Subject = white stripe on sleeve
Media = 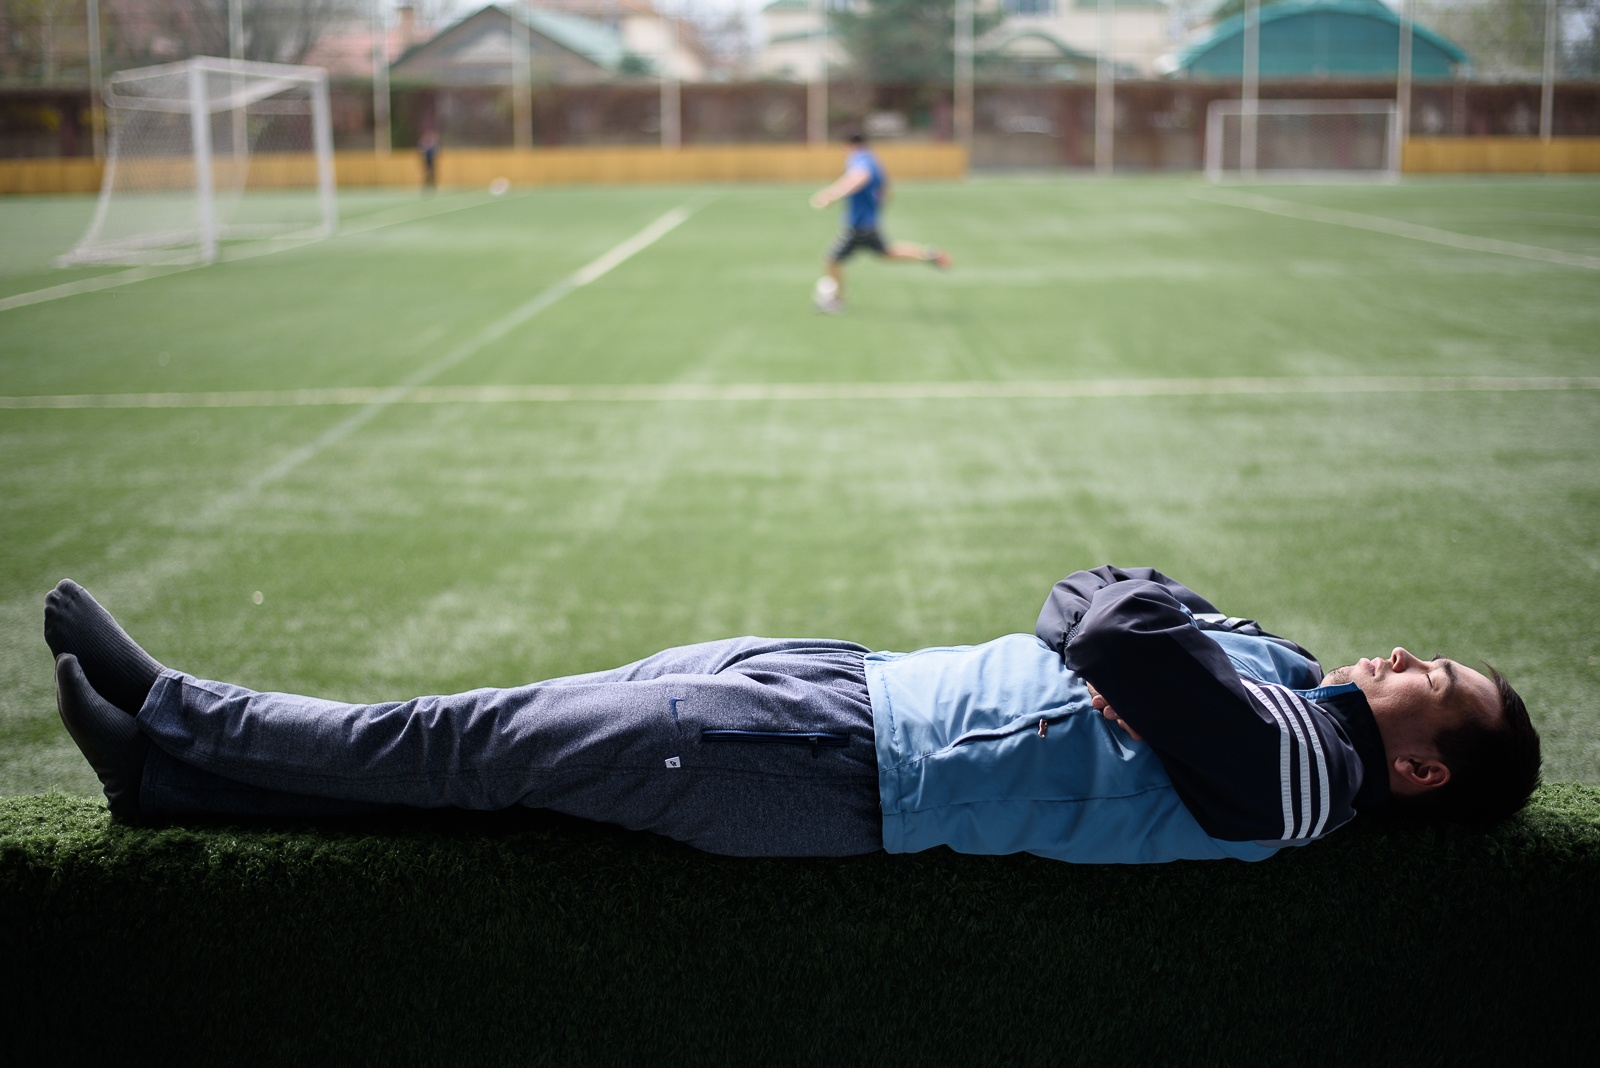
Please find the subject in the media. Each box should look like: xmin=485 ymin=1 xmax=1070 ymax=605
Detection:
xmin=1242 ymin=679 xmax=1296 ymax=840
xmin=1247 ymin=680 xmax=1336 ymax=840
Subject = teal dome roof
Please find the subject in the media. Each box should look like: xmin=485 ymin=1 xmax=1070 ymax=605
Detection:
xmin=1161 ymin=0 xmax=1468 ymax=78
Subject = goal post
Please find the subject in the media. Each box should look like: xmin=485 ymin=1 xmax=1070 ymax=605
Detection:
xmin=1204 ymin=100 xmax=1401 ymax=183
xmin=61 ymin=56 xmax=338 ymax=267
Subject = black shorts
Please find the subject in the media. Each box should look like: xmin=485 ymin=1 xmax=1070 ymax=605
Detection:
xmin=828 ymin=227 xmax=889 ymax=263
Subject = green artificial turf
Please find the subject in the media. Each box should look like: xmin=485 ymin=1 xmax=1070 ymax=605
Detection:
xmin=2 ymin=176 xmax=1597 ymax=806
xmin=4 ymin=787 xmax=1599 ymax=1062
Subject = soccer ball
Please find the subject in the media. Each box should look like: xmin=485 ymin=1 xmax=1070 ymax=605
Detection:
xmin=812 ymin=275 xmax=841 ymax=313
xmin=489 ymin=177 xmax=510 ymax=196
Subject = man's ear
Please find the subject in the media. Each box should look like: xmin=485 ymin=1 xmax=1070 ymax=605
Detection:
xmin=1392 ymin=755 xmax=1451 ymax=793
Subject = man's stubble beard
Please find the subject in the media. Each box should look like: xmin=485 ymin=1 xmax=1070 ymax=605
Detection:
xmin=1320 ymin=664 xmax=1356 ymax=687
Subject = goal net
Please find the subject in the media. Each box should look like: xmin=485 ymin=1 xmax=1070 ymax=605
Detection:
xmin=61 ymin=57 xmax=337 ymax=267
xmin=1204 ymin=100 xmax=1400 ymax=182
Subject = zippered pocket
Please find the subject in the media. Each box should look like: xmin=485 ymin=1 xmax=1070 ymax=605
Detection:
xmin=950 ymin=711 xmax=1074 ymax=747
xmin=701 ymin=729 xmax=850 ymax=758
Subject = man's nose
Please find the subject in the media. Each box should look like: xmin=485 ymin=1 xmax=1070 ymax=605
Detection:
xmin=1390 ymin=647 xmax=1421 ymax=670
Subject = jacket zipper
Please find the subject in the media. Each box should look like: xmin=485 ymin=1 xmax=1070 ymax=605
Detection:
xmin=700 ymin=729 xmax=850 ymax=758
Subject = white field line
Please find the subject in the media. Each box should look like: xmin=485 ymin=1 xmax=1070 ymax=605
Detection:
xmin=197 ymin=202 xmax=697 ymax=506
xmin=6 ymin=376 xmax=1599 ymax=410
xmin=1194 ymin=188 xmax=1600 ymax=271
xmin=0 ymin=200 xmax=701 ymax=622
xmin=0 ymin=191 xmax=512 ymax=314
xmin=0 ymin=264 xmax=196 ymax=313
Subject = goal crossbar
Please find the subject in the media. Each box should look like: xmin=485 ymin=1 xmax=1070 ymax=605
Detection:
xmin=106 ymin=57 xmax=327 ymax=115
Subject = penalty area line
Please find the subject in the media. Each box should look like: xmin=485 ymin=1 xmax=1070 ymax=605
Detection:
xmin=207 ymin=201 xmax=700 ymax=504
xmin=1193 ymin=188 xmax=1600 ymax=271
xmin=0 ymin=191 xmax=518 ymax=314
xmin=7 ymin=376 xmax=1599 ymax=410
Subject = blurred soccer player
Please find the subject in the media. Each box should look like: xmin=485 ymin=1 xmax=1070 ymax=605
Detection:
xmin=809 ymin=132 xmax=951 ymax=314
xmin=419 ymin=130 xmax=439 ymax=193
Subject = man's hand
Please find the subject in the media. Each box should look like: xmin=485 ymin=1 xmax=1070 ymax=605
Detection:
xmin=1085 ymin=681 xmax=1142 ymax=741
xmin=810 ymin=167 xmax=870 ymax=211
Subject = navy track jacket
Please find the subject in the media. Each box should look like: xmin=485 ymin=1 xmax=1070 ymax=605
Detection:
xmin=1036 ymin=566 xmax=1392 ymax=844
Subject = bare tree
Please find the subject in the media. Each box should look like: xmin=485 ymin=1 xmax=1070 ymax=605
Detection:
xmin=1563 ymin=0 xmax=1600 ymax=75
xmin=1417 ymin=0 xmax=1552 ymax=78
xmin=105 ymin=0 xmax=363 ymax=67
xmin=0 ymin=0 xmax=88 ymax=83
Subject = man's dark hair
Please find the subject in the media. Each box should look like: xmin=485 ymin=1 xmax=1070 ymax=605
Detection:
xmin=1392 ymin=665 xmax=1541 ymax=823
xmin=847 ymin=132 xmax=866 ymax=144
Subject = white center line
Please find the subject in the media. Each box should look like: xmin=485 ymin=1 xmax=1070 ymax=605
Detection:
xmin=6 ymin=376 xmax=1597 ymax=410
xmin=1194 ymin=187 xmax=1600 ymax=271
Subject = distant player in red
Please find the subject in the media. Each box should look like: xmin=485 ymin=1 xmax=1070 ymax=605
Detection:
xmin=809 ymin=132 xmax=951 ymax=314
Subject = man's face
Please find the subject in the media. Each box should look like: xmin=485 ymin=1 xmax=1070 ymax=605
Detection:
xmin=1322 ymin=647 xmax=1501 ymax=744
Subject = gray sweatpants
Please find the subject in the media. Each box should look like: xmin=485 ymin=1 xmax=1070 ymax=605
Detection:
xmin=136 ymin=637 xmax=882 ymax=856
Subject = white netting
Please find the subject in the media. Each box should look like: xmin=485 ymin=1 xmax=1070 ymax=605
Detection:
xmin=61 ymin=57 xmax=336 ymax=266
xmin=1205 ymin=100 xmax=1401 ymax=182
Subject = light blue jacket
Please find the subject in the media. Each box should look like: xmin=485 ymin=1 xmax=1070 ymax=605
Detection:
xmin=865 ymin=629 xmax=1323 ymax=865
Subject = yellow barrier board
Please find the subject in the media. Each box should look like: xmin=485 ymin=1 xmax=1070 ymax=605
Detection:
xmin=1404 ymin=137 xmax=1600 ymax=174
xmin=1 ymin=143 xmax=967 ymax=196
xmin=15 ymin=139 xmax=1599 ymax=194
xmin=0 ymin=158 xmax=105 ymax=194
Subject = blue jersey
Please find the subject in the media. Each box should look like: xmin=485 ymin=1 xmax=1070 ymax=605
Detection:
xmin=843 ymin=148 xmax=885 ymax=230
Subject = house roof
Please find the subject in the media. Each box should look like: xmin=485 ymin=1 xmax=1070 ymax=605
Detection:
xmin=391 ymin=3 xmax=627 ymax=74
xmin=1160 ymin=0 xmax=1468 ymax=77
xmin=509 ymin=3 xmax=627 ymax=68
xmin=981 ymin=28 xmax=1096 ymax=64
xmin=766 ymin=29 xmax=834 ymax=47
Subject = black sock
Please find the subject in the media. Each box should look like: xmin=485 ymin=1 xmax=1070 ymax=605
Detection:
xmin=55 ymin=654 xmax=149 ymax=822
xmin=44 ymin=579 xmax=165 ymax=716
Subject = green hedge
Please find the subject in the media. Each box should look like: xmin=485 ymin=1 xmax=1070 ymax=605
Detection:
xmin=5 ymin=786 xmax=1598 ymax=1064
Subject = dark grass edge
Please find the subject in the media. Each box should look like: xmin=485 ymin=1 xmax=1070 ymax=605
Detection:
xmin=4 ymin=784 xmax=1598 ymax=1064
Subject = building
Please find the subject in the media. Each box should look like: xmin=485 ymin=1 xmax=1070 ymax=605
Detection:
xmin=989 ymin=0 xmax=1170 ymax=77
xmin=1157 ymin=0 xmax=1468 ymax=79
xmin=757 ymin=0 xmax=1172 ymax=81
xmin=390 ymin=2 xmax=705 ymax=86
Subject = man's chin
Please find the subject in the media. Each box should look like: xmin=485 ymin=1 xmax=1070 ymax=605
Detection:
xmin=1321 ymin=665 xmax=1357 ymax=687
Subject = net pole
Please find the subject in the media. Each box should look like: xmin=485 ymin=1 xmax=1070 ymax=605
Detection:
xmin=1541 ymin=0 xmax=1557 ymax=143
xmin=808 ymin=0 xmax=827 ymax=145
xmin=1095 ymin=0 xmax=1113 ymax=175
xmin=954 ymin=0 xmax=974 ymax=151
xmin=372 ymin=0 xmax=391 ymax=155
xmin=229 ymin=0 xmax=246 ymax=174
xmin=1397 ymin=0 xmax=1412 ymax=143
xmin=311 ymin=68 xmax=338 ymax=237
xmin=661 ymin=14 xmax=681 ymax=148
xmin=1385 ymin=101 xmax=1401 ymax=177
xmin=1242 ymin=0 xmax=1259 ymax=176
xmin=86 ymin=0 xmax=105 ymax=160
xmin=513 ymin=9 xmax=531 ymax=150
xmin=188 ymin=61 xmax=218 ymax=264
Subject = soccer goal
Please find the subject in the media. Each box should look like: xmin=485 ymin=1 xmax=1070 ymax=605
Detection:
xmin=1204 ymin=100 xmax=1401 ymax=183
xmin=61 ymin=57 xmax=337 ymax=267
